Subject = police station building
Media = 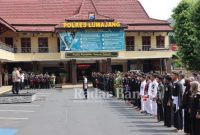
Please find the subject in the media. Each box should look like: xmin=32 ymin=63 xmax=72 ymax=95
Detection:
xmin=0 ymin=0 xmax=173 ymax=84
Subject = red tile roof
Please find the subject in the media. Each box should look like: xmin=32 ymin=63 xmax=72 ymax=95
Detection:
xmin=67 ymin=0 xmax=114 ymax=21
xmin=14 ymin=26 xmax=55 ymax=32
xmin=126 ymin=25 xmax=173 ymax=32
xmin=0 ymin=18 xmax=16 ymax=32
xmin=0 ymin=0 xmax=171 ymax=32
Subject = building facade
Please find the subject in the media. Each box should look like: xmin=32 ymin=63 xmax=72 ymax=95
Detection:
xmin=0 ymin=0 xmax=174 ymax=85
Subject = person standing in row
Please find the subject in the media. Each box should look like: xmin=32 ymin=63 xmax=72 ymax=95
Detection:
xmin=156 ymin=75 xmax=164 ymax=122
xmin=190 ymin=81 xmax=200 ymax=135
xmin=171 ymin=71 xmax=183 ymax=132
xmin=163 ymin=75 xmax=173 ymax=127
xmin=15 ymin=67 xmax=22 ymax=94
xmin=149 ymin=74 xmax=158 ymax=117
xmin=182 ymin=78 xmax=192 ymax=134
xmin=144 ymin=75 xmax=151 ymax=114
xmin=12 ymin=67 xmax=17 ymax=94
xmin=140 ymin=75 xmax=147 ymax=113
xmin=12 ymin=67 xmax=21 ymax=94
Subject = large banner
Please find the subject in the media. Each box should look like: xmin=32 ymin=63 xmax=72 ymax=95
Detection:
xmin=60 ymin=30 xmax=124 ymax=51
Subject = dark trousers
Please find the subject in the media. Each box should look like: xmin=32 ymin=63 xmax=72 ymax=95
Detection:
xmin=12 ymin=82 xmax=16 ymax=94
xmin=14 ymin=82 xmax=20 ymax=94
xmin=184 ymin=109 xmax=191 ymax=134
xmin=20 ymin=82 xmax=24 ymax=90
xmin=84 ymin=89 xmax=87 ymax=99
xmin=173 ymin=105 xmax=183 ymax=130
xmin=136 ymin=92 xmax=141 ymax=108
xmin=191 ymin=113 xmax=200 ymax=135
xmin=157 ymin=103 xmax=164 ymax=121
xmin=164 ymin=105 xmax=173 ymax=127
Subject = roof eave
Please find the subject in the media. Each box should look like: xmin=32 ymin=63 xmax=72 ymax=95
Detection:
xmin=0 ymin=18 xmax=17 ymax=32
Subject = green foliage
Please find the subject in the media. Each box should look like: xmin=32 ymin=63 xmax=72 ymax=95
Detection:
xmin=172 ymin=0 xmax=200 ymax=70
xmin=172 ymin=54 xmax=183 ymax=68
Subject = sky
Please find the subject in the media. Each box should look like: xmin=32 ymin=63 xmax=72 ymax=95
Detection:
xmin=138 ymin=0 xmax=182 ymax=20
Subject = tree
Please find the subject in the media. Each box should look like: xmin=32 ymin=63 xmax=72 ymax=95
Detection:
xmin=172 ymin=0 xmax=200 ymax=70
xmin=191 ymin=0 xmax=200 ymax=69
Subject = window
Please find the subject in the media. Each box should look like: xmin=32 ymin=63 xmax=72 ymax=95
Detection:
xmin=156 ymin=36 xmax=165 ymax=48
xmin=57 ymin=37 xmax=60 ymax=52
xmin=126 ymin=36 xmax=135 ymax=51
xmin=142 ymin=36 xmax=151 ymax=51
xmin=38 ymin=38 xmax=48 ymax=53
xmin=5 ymin=37 xmax=13 ymax=47
xmin=21 ymin=38 xmax=31 ymax=53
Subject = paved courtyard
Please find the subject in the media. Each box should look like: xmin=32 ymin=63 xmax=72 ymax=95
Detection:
xmin=0 ymin=88 xmax=184 ymax=135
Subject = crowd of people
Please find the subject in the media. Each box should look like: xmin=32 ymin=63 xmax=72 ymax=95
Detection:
xmin=91 ymin=71 xmax=200 ymax=135
xmin=11 ymin=67 xmax=56 ymax=94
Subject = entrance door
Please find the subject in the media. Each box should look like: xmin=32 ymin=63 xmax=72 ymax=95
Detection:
xmin=112 ymin=65 xmax=123 ymax=73
xmin=143 ymin=60 xmax=151 ymax=73
xmin=77 ymin=64 xmax=96 ymax=82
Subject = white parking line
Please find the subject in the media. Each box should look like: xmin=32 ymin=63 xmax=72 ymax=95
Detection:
xmin=0 ymin=110 xmax=35 ymax=113
xmin=0 ymin=117 xmax=29 ymax=120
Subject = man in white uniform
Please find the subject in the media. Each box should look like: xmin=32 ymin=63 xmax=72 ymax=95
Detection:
xmin=149 ymin=74 xmax=158 ymax=116
xmin=140 ymin=75 xmax=146 ymax=113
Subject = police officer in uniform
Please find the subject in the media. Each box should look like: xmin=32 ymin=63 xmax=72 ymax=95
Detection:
xmin=163 ymin=75 xmax=173 ymax=127
xmin=156 ymin=75 xmax=164 ymax=122
xmin=171 ymin=71 xmax=183 ymax=131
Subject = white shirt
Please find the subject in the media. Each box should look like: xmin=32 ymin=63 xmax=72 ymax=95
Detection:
xmin=148 ymin=81 xmax=152 ymax=96
xmin=21 ymin=73 xmax=25 ymax=82
xmin=140 ymin=80 xmax=146 ymax=96
xmin=84 ymin=78 xmax=88 ymax=84
xmin=179 ymin=79 xmax=186 ymax=94
xmin=172 ymin=80 xmax=179 ymax=110
xmin=149 ymin=79 xmax=158 ymax=98
xmin=16 ymin=70 xmax=21 ymax=82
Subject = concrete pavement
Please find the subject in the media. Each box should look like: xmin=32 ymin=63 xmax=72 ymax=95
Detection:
xmin=0 ymin=86 xmax=11 ymax=94
xmin=0 ymin=88 xmax=184 ymax=135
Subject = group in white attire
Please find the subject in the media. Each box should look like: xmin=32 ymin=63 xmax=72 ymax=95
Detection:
xmin=140 ymin=74 xmax=158 ymax=116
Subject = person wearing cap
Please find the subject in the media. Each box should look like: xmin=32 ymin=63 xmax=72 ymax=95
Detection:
xmin=156 ymin=75 xmax=164 ymax=122
xmin=171 ymin=71 xmax=183 ymax=131
xmin=163 ymin=75 xmax=173 ymax=127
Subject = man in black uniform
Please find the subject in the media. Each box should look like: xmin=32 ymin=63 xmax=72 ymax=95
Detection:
xmin=129 ymin=74 xmax=136 ymax=105
xmin=136 ymin=74 xmax=141 ymax=109
xmin=156 ymin=75 xmax=164 ymax=122
xmin=163 ymin=75 xmax=173 ymax=127
xmin=171 ymin=71 xmax=183 ymax=131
